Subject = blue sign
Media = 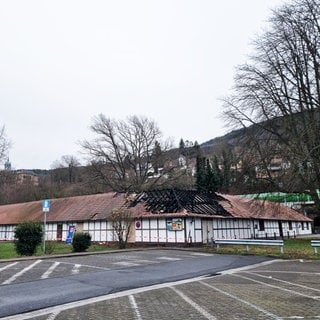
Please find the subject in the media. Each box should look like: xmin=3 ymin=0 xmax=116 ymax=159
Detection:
xmin=42 ymin=199 xmax=51 ymax=212
xmin=66 ymin=225 xmax=76 ymax=244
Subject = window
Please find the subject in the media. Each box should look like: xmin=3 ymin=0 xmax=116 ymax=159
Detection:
xmin=57 ymin=224 xmax=63 ymax=241
xmin=288 ymin=221 xmax=292 ymax=230
xmin=258 ymin=219 xmax=265 ymax=231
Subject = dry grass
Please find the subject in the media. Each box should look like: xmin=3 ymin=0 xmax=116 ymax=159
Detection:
xmin=207 ymin=238 xmax=320 ymax=259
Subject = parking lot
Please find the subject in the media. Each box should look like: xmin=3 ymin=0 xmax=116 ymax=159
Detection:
xmin=1 ymin=250 xmax=320 ymax=320
xmin=0 ymin=250 xmax=214 ymax=285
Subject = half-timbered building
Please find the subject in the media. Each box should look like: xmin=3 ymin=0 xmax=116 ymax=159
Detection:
xmin=0 ymin=190 xmax=312 ymax=244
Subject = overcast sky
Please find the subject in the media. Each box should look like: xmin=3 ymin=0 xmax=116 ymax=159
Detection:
xmin=0 ymin=0 xmax=285 ymax=170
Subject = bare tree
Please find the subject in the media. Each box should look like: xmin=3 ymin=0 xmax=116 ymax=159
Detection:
xmin=0 ymin=126 xmax=10 ymax=164
xmin=109 ymin=207 xmax=135 ymax=249
xmin=222 ymin=0 xmax=320 ymax=206
xmin=81 ymin=114 xmax=171 ymax=192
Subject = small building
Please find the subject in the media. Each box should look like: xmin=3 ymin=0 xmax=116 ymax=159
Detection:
xmin=0 ymin=190 xmax=312 ymax=244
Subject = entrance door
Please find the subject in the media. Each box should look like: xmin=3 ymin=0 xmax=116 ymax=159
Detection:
xmin=57 ymin=224 xmax=62 ymax=241
xmin=314 ymin=217 xmax=320 ymax=233
xmin=278 ymin=221 xmax=283 ymax=238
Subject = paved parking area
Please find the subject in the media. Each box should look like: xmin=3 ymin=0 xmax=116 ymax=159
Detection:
xmin=0 ymin=250 xmax=213 ymax=285
xmin=3 ymin=258 xmax=320 ymax=320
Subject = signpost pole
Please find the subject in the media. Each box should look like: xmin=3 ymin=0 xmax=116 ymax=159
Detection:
xmin=43 ymin=211 xmax=46 ymax=255
xmin=42 ymin=200 xmax=51 ymax=255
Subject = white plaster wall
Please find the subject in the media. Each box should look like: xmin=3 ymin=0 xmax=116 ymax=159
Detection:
xmin=158 ymin=229 xmax=167 ymax=242
xmin=150 ymin=229 xmax=158 ymax=242
xmin=0 ymin=225 xmax=15 ymax=240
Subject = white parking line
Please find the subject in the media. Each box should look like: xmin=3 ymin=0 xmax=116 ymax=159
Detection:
xmin=46 ymin=311 xmax=60 ymax=320
xmin=190 ymin=252 xmax=213 ymax=256
xmin=71 ymin=264 xmax=81 ymax=274
xmin=233 ymin=274 xmax=320 ymax=300
xmin=171 ymin=286 xmax=217 ymax=320
xmin=71 ymin=264 xmax=81 ymax=275
xmin=157 ymin=257 xmax=182 ymax=261
xmin=129 ymin=295 xmax=142 ymax=320
xmin=113 ymin=261 xmax=140 ymax=267
xmin=2 ymin=260 xmax=42 ymax=285
xmin=244 ymin=271 xmax=320 ymax=293
xmin=48 ymin=260 xmax=110 ymax=271
xmin=41 ymin=262 xmax=60 ymax=279
xmin=0 ymin=262 xmax=18 ymax=272
xmin=1 ymin=275 xmax=208 ymax=320
xmin=199 ymin=281 xmax=280 ymax=319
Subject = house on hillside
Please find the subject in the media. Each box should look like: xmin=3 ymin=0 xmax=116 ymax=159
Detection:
xmin=0 ymin=190 xmax=312 ymax=244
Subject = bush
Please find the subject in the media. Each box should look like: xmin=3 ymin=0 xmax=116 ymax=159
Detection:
xmin=72 ymin=232 xmax=92 ymax=252
xmin=14 ymin=222 xmax=43 ymax=256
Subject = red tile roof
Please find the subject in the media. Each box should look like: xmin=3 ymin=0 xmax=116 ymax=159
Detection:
xmin=219 ymin=194 xmax=311 ymax=221
xmin=0 ymin=193 xmax=128 ymax=224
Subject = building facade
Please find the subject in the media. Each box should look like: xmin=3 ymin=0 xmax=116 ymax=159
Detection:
xmin=0 ymin=190 xmax=312 ymax=244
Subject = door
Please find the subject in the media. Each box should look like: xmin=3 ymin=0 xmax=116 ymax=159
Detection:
xmin=56 ymin=224 xmax=62 ymax=241
xmin=278 ymin=221 xmax=283 ymax=239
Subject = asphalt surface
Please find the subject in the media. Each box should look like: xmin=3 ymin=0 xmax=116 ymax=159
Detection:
xmin=1 ymin=249 xmax=320 ymax=319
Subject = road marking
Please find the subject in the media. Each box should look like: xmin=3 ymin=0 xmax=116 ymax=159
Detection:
xmin=71 ymin=264 xmax=81 ymax=274
xmin=0 ymin=260 xmax=284 ymax=320
xmin=46 ymin=311 xmax=60 ymax=320
xmin=243 ymin=271 xmax=320 ymax=293
xmin=1 ymin=275 xmax=209 ymax=320
xmin=0 ymin=262 xmax=18 ymax=272
xmin=171 ymin=286 xmax=217 ymax=320
xmin=41 ymin=262 xmax=60 ymax=279
xmin=113 ymin=261 xmax=140 ymax=267
xmin=220 ymin=259 xmax=281 ymax=275
xmin=233 ymin=274 xmax=320 ymax=300
xmin=157 ymin=257 xmax=182 ymax=261
xmin=2 ymin=260 xmax=42 ymax=285
xmin=199 ymin=281 xmax=280 ymax=319
xmin=47 ymin=260 xmax=110 ymax=271
xmin=251 ymin=270 xmax=320 ymax=276
xmin=129 ymin=295 xmax=142 ymax=320
xmin=190 ymin=252 xmax=213 ymax=256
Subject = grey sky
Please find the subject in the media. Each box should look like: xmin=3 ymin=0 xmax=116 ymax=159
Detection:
xmin=0 ymin=0 xmax=284 ymax=170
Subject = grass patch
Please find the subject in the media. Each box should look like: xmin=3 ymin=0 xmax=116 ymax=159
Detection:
xmin=208 ymin=238 xmax=320 ymax=260
xmin=0 ymin=242 xmax=16 ymax=259
xmin=1 ymin=238 xmax=320 ymax=260
xmin=0 ymin=241 xmax=116 ymax=259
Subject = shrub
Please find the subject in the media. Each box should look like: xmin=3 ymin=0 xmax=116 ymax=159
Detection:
xmin=14 ymin=222 xmax=43 ymax=256
xmin=72 ymin=232 xmax=92 ymax=252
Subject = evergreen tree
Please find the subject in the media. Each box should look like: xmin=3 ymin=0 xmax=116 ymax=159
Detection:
xmin=152 ymin=140 xmax=162 ymax=174
xmin=193 ymin=141 xmax=202 ymax=157
xmin=196 ymin=156 xmax=206 ymax=192
xmin=179 ymin=138 xmax=185 ymax=155
xmin=196 ymin=156 xmax=222 ymax=193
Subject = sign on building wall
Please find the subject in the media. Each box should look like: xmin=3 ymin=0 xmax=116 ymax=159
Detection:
xmin=167 ymin=218 xmax=183 ymax=231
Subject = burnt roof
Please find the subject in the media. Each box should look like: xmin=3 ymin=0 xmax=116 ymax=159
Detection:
xmin=131 ymin=189 xmax=230 ymax=216
xmin=0 ymin=190 xmax=311 ymax=225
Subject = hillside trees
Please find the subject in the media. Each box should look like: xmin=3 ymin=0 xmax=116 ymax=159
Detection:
xmin=222 ymin=0 xmax=320 ymax=206
xmin=51 ymin=155 xmax=81 ymax=184
xmin=81 ymin=114 xmax=172 ymax=192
